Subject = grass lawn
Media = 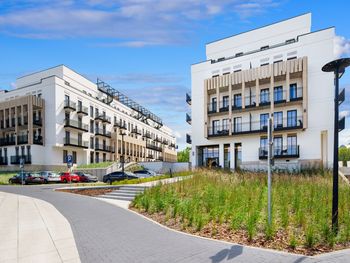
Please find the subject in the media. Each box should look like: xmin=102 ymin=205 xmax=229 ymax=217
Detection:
xmin=132 ymin=169 xmax=350 ymax=255
xmin=0 ymin=172 xmax=17 ymax=185
xmin=76 ymin=162 xmax=114 ymax=169
xmin=112 ymin=171 xmax=192 ymax=185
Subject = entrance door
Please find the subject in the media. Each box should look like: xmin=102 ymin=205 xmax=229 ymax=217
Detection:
xmin=234 ymin=143 xmax=242 ymax=170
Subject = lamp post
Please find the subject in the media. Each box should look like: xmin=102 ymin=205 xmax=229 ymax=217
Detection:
xmin=119 ymin=127 xmax=127 ymax=174
xmin=322 ymin=57 xmax=350 ymax=233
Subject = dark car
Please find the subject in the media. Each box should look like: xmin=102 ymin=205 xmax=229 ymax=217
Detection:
xmin=74 ymin=172 xmax=98 ymax=183
xmin=103 ymin=171 xmax=138 ymax=184
xmin=133 ymin=170 xmax=157 ymax=178
xmin=25 ymin=173 xmax=45 ymax=184
xmin=8 ymin=173 xmax=28 ymax=184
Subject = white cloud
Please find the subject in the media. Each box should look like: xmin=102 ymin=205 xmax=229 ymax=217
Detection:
xmin=340 ymin=129 xmax=350 ymax=146
xmin=340 ymin=110 xmax=350 ymax=119
xmin=334 ymin=35 xmax=350 ymax=58
xmin=0 ymin=0 xmax=281 ymax=46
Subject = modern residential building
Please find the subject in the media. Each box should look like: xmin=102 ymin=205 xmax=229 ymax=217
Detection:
xmin=189 ymin=13 xmax=336 ymax=170
xmin=0 ymin=65 xmax=177 ymax=170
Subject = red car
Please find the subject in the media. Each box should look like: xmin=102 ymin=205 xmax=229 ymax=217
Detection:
xmin=59 ymin=172 xmax=80 ymax=183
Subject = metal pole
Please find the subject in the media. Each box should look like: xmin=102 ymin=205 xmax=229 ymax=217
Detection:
xmin=121 ymin=133 xmax=125 ymax=174
xmin=332 ymin=67 xmax=339 ymax=233
xmin=267 ymin=117 xmax=272 ymax=226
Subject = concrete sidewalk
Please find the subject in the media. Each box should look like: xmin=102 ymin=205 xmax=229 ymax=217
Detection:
xmin=0 ymin=191 xmax=80 ymax=263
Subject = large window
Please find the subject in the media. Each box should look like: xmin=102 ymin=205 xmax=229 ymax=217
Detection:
xmin=260 ymin=137 xmax=268 ymax=156
xmin=198 ymin=146 xmax=219 ymax=167
xmin=233 ymin=117 xmax=242 ymax=133
xmin=290 ymin=83 xmax=298 ymax=100
xmin=222 ymin=119 xmax=229 ymax=131
xmin=287 ymin=110 xmax=297 ymax=127
xmin=260 ymin=89 xmax=270 ymax=104
xmin=222 ymin=96 xmax=229 ymax=108
xmin=233 ymin=94 xmax=242 ymax=108
xmin=211 ymin=97 xmax=217 ymax=112
xmin=90 ymin=106 xmax=94 ymax=117
xmin=274 ymin=86 xmax=283 ymax=102
xmin=274 ymin=136 xmax=283 ymax=156
xmin=212 ymin=120 xmax=219 ymax=135
xmin=260 ymin=113 xmax=269 ymax=130
xmin=274 ymin=112 xmax=283 ymax=128
xmin=287 ymin=135 xmax=297 ymax=155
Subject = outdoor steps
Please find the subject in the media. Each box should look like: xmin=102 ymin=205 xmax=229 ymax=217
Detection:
xmin=99 ymin=185 xmax=149 ymax=201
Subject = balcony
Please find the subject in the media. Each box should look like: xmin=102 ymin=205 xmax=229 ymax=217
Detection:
xmin=95 ymin=144 xmax=115 ymax=153
xmin=186 ymin=93 xmax=192 ymax=105
xmin=156 ymin=156 xmax=164 ymax=161
xmin=208 ymin=125 xmax=230 ymax=137
xmin=289 ymin=87 xmax=303 ymax=102
xmin=219 ymin=100 xmax=229 ymax=112
xmin=0 ymin=137 xmax=16 ymax=146
xmin=10 ymin=155 xmax=32 ymax=165
xmin=146 ymin=142 xmax=163 ymax=152
xmin=232 ymin=121 xmax=267 ymax=135
xmin=274 ymin=116 xmax=303 ymax=131
xmin=114 ymin=121 xmax=127 ymax=130
xmin=33 ymin=117 xmax=43 ymax=126
xmin=77 ymin=105 xmax=89 ymax=115
xmin=95 ymin=128 xmax=111 ymax=138
xmin=186 ymin=134 xmax=192 ymax=144
xmin=147 ymin=154 xmax=154 ymax=159
xmin=95 ymin=114 xmax=111 ymax=123
xmin=0 ymin=156 xmax=8 ymax=165
xmin=143 ymin=132 xmax=152 ymax=139
xmin=186 ymin=113 xmax=192 ymax=125
xmin=64 ymin=137 xmax=88 ymax=149
xmin=259 ymin=145 xmax=300 ymax=159
xmin=64 ymin=119 xmax=88 ymax=132
xmin=64 ymin=100 xmax=76 ymax=111
xmin=17 ymin=135 xmax=28 ymax=145
xmin=131 ymin=128 xmax=142 ymax=135
xmin=154 ymin=136 xmax=162 ymax=143
xmin=18 ymin=116 xmax=29 ymax=127
xmin=33 ymin=135 xmax=44 ymax=145
xmin=207 ymin=103 xmax=217 ymax=114
xmin=162 ymin=139 xmax=169 ymax=145
xmin=170 ymin=143 xmax=176 ymax=148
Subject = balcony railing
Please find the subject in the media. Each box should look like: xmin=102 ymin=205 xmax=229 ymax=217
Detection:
xmin=64 ymin=100 xmax=77 ymax=111
xmin=146 ymin=142 xmax=163 ymax=152
xmin=208 ymin=125 xmax=230 ymax=137
xmin=131 ymin=128 xmax=142 ymax=135
xmin=33 ymin=118 xmax=43 ymax=126
xmin=95 ymin=128 xmax=111 ymax=138
xmin=219 ymin=100 xmax=230 ymax=112
xmin=10 ymin=155 xmax=32 ymax=165
xmin=154 ymin=136 xmax=162 ymax=143
xmin=95 ymin=114 xmax=111 ymax=123
xmin=64 ymin=137 xmax=88 ymax=148
xmin=207 ymin=103 xmax=217 ymax=114
xmin=17 ymin=116 xmax=29 ymax=127
xmin=290 ymin=87 xmax=303 ymax=101
xmin=162 ymin=139 xmax=169 ymax=145
xmin=274 ymin=116 xmax=303 ymax=131
xmin=170 ymin=143 xmax=176 ymax=148
xmin=17 ymin=135 xmax=28 ymax=145
xmin=186 ymin=93 xmax=192 ymax=105
xmin=147 ymin=154 xmax=154 ymax=159
xmin=64 ymin=119 xmax=88 ymax=132
xmin=0 ymin=137 xmax=16 ymax=146
xmin=33 ymin=135 xmax=43 ymax=145
xmin=259 ymin=145 xmax=300 ymax=159
xmin=114 ymin=121 xmax=127 ymax=129
xmin=0 ymin=156 xmax=8 ymax=165
xmin=186 ymin=134 xmax=192 ymax=144
xmin=186 ymin=113 xmax=192 ymax=125
xmin=95 ymin=144 xmax=115 ymax=152
xmin=77 ymin=105 xmax=89 ymax=115
xmin=143 ymin=132 xmax=152 ymax=139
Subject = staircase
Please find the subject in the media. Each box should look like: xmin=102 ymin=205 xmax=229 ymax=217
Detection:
xmin=99 ymin=185 xmax=148 ymax=201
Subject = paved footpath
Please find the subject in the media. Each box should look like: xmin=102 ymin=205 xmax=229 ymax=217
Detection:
xmin=0 ymin=191 xmax=80 ymax=263
xmin=0 ymin=185 xmax=349 ymax=263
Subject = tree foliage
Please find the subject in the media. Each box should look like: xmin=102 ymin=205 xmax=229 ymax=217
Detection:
xmin=339 ymin=146 xmax=350 ymax=165
xmin=177 ymin=147 xmax=191 ymax=162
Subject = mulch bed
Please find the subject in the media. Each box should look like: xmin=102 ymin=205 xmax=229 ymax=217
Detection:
xmin=57 ymin=188 xmax=114 ymax=196
xmin=131 ymin=208 xmax=350 ymax=256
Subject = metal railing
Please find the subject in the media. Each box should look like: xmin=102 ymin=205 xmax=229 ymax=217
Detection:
xmin=64 ymin=137 xmax=88 ymax=148
xmin=95 ymin=128 xmax=111 ymax=137
xmin=208 ymin=125 xmax=230 ymax=137
xmin=64 ymin=119 xmax=88 ymax=131
xmin=95 ymin=114 xmax=111 ymax=123
xmin=259 ymin=145 xmax=299 ymax=159
xmin=77 ymin=105 xmax=89 ymax=115
xmin=146 ymin=142 xmax=163 ymax=152
xmin=64 ymin=100 xmax=77 ymax=110
xmin=95 ymin=144 xmax=115 ymax=152
xmin=274 ymin=116 xmax=303 ymax=131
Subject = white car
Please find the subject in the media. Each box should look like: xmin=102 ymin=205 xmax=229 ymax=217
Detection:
xmin=133 ymin=170 xmax=157 ymax=178
xmin=40 ymin=171 xmax=61 ymax=183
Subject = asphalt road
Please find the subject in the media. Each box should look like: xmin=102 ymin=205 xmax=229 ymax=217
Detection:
xmin=0 ymin=185 xmax=347 ymax=263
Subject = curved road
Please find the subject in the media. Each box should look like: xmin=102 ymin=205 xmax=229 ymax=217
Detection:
xmin=0 ymin=185 xmax=345 ymax=263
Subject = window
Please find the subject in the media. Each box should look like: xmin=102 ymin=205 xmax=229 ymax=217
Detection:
xmin=222 ymin=119 xmax=229 ymax=131
xmin=274 ymin=137 xmax=283 ymax=156
xmin=65 ymin=131 xmax=70 ymax=144
xmin=90 ymin=120 xmax=94 ymax=133
xmin=211 ymin=97 xmax=217 ymax=112
xmin=90 ymin=106 xmax=94 ymax=117
xmin=287 ymin=110 xmax=297 ymax=127
xmin=78 ymin=133 xmax=82 ymax=146
xmin=233 ymin=117 xmax=242 ymax=133
xmin=90 ymin=137 xmax=94 ymax=149
xmin=90 ymin=152 xmax=94 ymax=164
xmin=103 ymin=153 xmax=106 ymax=162
xmin=274 ymin=86 xmax=283 ymax=102
xmin=233 ymin=94 xmax=242 ymax=108
xmin=78 ymin=100 xmax=82 ymax=111
xmin=65 ymin=112 xmax=70 ymax=121
xmin=64 ymin=95 xmax=69 ymax=103
xmin=222 ymin=96 xmax=229 ymax=108
xmin=78 ymin=116 xmax=82 ymax=128
xmin=290 ymin=83 xmax=298 ymax=100
xmin=287 ymin=135 xmax=297 ymax=155
xmin=72 ymin=151 xmax=77 ymax=164
xmin=260 ymin=89 xmax=269 ymax=104
xmin=63 ymin=150 xmax=68 ymax=163
xmin=212 ymin=120 xmax=219 ymax=135
xmin=260 ymin=137 xmax=268 ymax=155
xmin=260 ymin=113 xmax=269 ymax=130
xmin=95 ymin=108 xmax=99 ymax=117
xmin=274 ymin=112 xmax=283 ymax=128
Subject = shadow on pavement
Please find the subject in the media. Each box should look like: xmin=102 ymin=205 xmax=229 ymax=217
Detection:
xmin=210 ymin=245 xmax=243 ymax=262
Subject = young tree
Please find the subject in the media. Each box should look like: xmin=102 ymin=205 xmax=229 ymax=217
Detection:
xmin=177 ymin=147 xmax=191 ymax=162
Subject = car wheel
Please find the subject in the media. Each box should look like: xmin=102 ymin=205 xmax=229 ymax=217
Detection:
xmin=106 ymin=179 xmax=111 ymax=184
xmin=44 ymin=179 xmax=48 ymax=184
xmin=8 ymin=179 xmax=12 ymax=184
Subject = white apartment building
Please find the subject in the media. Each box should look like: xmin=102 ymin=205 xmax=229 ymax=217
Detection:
xmin=0 ymin=65 xmax=177 ymax=171
xmin=189 ymin=13 xmax=335 ymax=170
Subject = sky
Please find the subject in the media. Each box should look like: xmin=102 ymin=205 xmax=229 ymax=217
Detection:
xmin=0 ymin=0 xmax=350 ymax=150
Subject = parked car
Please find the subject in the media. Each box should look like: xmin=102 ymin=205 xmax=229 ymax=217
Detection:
xmin=59 ymin=172 xmax=80 ymax=183
xmin=40 ymin=171 xmax=61 ymax=183
xmin=74 ymin=172 xmax=98 ymax=182
xmin=133 ymin=169 xmax=157 ymax=178
xmin=8 ymin=173 xmax=28 ymax=184
xmin=25 ymin=173 xmax=45 ymax=184
xmin=103 ymin=171 xmax=138 ymax=184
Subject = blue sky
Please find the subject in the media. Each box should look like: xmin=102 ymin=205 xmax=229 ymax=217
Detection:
xmin=0 ymin=0 xmax=350 ymax=150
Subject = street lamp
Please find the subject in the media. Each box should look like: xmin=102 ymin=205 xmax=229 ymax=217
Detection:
xmin=119 ymin=127 xmax=127 ymax=175
xmin=322 ymin=57 xmax=350 ymax=233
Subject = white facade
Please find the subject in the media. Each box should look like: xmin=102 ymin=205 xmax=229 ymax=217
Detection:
xmin=190 ymin=13 xmax=335 ymax=170
xmin=0 ymin=65 xmax=177 ymax=170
